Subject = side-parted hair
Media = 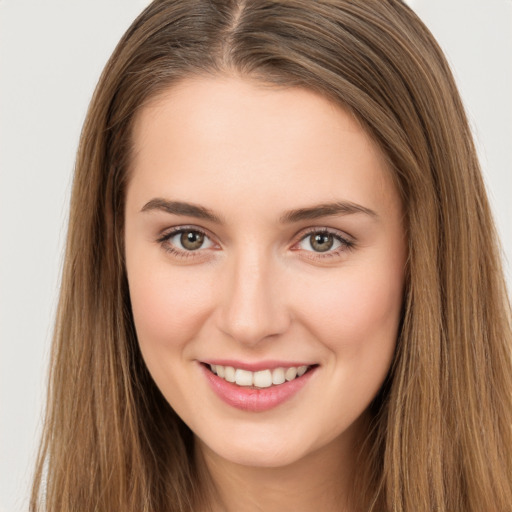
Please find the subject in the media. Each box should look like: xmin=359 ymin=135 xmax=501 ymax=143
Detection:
xmin=31 ymin=1 xmax=512 ymax=510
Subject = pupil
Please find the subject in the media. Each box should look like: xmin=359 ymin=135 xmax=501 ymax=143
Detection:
xmin=311 ymin=233 xmax=333 ymax=252
xmin=181 ymin=231 xmax=204 ymax=250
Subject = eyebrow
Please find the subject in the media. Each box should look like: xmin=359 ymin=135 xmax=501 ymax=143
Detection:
xmin=141 ymin=198 xmax=223 ymax=223
xmin=279 ymin=201 xmax=378 ymax=223
xmin=141 ymin=198 xmax=378 ymax=224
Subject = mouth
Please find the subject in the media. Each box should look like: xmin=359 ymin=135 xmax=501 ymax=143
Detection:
xmin=205 ymin=363 xmax=313 ymax=389
xmin=200 ymin=362 xmax=318 ymax=412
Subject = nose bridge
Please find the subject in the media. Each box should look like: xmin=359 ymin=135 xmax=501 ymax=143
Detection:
xmin=217 ymin=243 xmax=289 ymax=346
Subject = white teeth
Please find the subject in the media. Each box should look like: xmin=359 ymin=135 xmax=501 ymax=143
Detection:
xmin=285 ymin=367 xmax=297 ymax=381
xmin=254 ymin=369 xmax=272 ymax=388
xmin=224 ymin=366 xmax=236 ymax=383
xmin=272 ymin=367 xmax=285 ymax=385
xmin=235 ymin=369 xmax=253 ymax=386
xmin=208 ymin=364 xmax=311 ymax=387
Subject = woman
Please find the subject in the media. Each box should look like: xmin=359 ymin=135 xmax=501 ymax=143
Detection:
xmin=31 ymin=1 xmax=512 ymax=511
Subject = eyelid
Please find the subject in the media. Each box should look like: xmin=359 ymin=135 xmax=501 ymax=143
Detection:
xmin=291 ymin=226 xmax=356 ymax=256
xmin=294 ymin=226 xmax=354 ymax=243
xmin=157 ymin=225 xmax=210 ymax=242
xmin=156 ymin=225 xmax=220 ymax=255
xmin=156 ymin=224 xmax=355 ymax=260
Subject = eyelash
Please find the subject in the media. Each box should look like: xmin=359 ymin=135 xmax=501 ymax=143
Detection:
xmin=295 ymin=228 xmax=355 ymax=259
xmin=156 ymin=226 xmax=214 ymax=259
xmin=156 ymin=226 xmax=355 ymax=260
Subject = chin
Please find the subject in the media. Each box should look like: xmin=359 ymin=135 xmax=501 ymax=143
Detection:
xmin=196 ymin=423 xmax=328 ymax=470
xmin=212 ymin=444 xmax=307 ymax=469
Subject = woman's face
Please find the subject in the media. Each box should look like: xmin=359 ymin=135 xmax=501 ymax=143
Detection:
xmin=124 ymin=76 xmax=406 ymax=468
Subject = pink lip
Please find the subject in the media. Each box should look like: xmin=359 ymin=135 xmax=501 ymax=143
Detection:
xmin=200 ymin=363 xmax=317 ymax=412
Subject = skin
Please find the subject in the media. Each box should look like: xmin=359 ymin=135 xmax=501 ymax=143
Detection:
xmin=124 ymin=75 xmax=407 ymax=512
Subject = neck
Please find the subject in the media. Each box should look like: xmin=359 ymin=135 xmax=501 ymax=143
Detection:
xmin=194 ymin=414 xmax=370 ymax=512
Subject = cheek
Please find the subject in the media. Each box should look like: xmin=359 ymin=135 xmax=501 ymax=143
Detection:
xmin=128 ymin=264 xmax=215 ymax=355
xmin=295 ymin=263 xmax=404 ymax=358
xmin=299 ymin=265 xmax=404 ymax=426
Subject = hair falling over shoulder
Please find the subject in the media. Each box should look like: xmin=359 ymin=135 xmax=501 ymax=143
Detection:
xmin=31 ymin=1 xmax=512 ymax=511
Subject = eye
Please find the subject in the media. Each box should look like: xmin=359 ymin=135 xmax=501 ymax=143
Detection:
xmin=158 ymin=227 xmax=215 ymax=254
xmin=172 ymin=229 xmax=212 ymax=251
xmin=296 ymin=229 xmax=353 ymax=255
xmin=301 ymin=232 xmax=337 ymax=252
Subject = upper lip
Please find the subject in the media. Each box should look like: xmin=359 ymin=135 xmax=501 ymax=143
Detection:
xmin=200 ymin=359 xmax=316 ymax=372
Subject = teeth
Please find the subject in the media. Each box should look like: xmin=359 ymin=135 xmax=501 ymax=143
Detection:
xmin=224 ymin=366 xmax=236 ymax=383
xmin=254 ymin=370 xmax=272 ymax=388
xmin=208 ymin=364 xmax=311 ymax=388
xmin=285 ymin=367 xmax=297 ymax=381
xmin=235 ymin=369 xmax=253 ymax=386
xmin=272 ymin=367 xmax=285 ymax=385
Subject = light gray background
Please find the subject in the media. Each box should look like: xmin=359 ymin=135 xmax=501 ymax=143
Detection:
xmin=1 ymin=1 xmax=510 ymax=511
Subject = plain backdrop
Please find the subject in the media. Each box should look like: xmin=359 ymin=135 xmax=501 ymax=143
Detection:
xmin=1 ymin=1 xmax=510 ymax=511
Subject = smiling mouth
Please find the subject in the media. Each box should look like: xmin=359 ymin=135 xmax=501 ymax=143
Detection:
xmin=201 ymin=362 xmax=318 ymax=411
xmin=205 ymin=363 xmax=315 ymax=389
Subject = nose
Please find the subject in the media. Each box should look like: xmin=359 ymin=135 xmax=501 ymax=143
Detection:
xmin=215 ymin=248 xmax=291 ymax=347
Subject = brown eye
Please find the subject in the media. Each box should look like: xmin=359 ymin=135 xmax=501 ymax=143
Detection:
xmin=180 ymin=230 xmax=205 ymax=250
xmin=309 ymin=233 xmax=334 ymax=252
xmin=296 ymin=230 xmax=351 ymax=256
xmin=159 ymin=227 xmax=215 ymax=257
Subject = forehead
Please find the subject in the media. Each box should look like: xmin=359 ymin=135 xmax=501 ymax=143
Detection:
xmin=128 ymin=75 xmax=400 ymax=220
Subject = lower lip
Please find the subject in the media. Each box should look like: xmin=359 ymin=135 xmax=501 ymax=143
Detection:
xmin=200 ymin=364 xmax=317 ymax=412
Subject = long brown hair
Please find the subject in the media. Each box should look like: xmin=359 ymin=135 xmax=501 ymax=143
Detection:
xmin=31 ymin=1 xmax=512 ymax=510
